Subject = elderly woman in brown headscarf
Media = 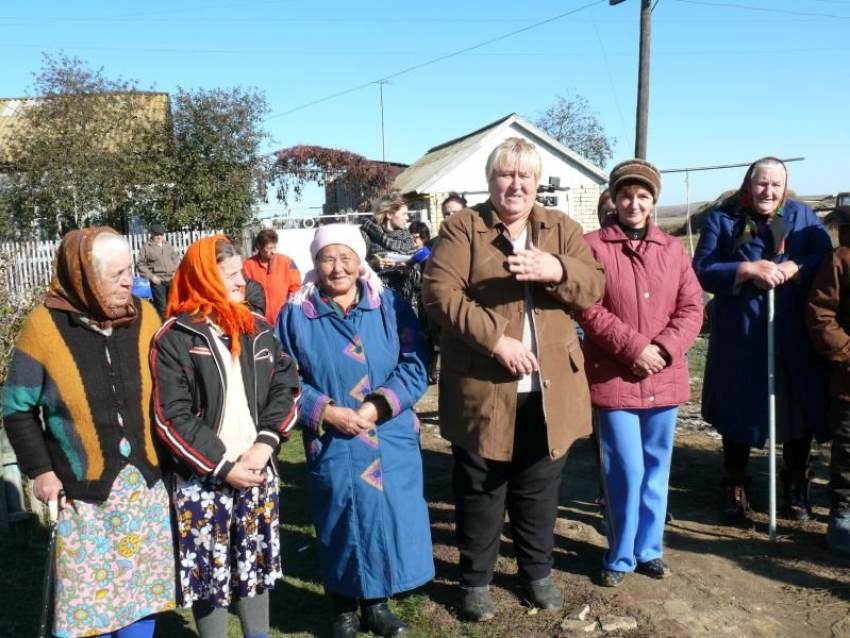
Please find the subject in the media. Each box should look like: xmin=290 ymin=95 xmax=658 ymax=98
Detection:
xmin=1 ymin=228 xmax=175 ymax=638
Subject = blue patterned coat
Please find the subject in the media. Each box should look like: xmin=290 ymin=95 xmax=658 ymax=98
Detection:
xmin=276 ymin=283 xmax=433 ymax=598
xmin=693 ymin=199 xmax=832 ymax=447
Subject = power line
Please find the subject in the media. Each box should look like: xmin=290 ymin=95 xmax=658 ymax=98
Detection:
xmin=675 ymin=0 xmax=850 ymax=19
xmin=588 ymin=2 xmax=632 ymax=152
xmin=265 ymin=0 xmax=607 ymax=120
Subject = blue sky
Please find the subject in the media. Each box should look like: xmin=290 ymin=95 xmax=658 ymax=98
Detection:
xmin=1 ymin=0 xmax=848 ymax=210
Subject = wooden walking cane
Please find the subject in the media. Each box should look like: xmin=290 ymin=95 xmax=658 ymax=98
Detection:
xmin=37 ymin=494 xmax=61 ymax=638
xmin=767 ymin=289 xmax=777 ymax=542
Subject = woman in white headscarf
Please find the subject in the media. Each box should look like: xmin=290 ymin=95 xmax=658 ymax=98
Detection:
xmin=276 ymin=224 xmax=433 ymax=638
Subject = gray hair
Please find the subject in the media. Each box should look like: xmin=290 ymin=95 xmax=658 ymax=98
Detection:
xmin=749 ymin=157 xmax=786 ymax=182
xmin=485 ymin=137 xmax=542 ymax=183
xmin=91 ymin=233 xmax=131 ymax=276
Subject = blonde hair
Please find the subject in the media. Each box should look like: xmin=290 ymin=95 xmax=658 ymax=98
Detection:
xmin=485 ymin=137 xmax=542 ymax=183
xmin=373 ymin=192 xmax=407 ymax=227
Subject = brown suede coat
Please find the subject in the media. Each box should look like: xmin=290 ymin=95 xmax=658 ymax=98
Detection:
xmin=807 ymin=247 xmax=850 ymax=401
xmin=422 ymin=201 xmax=605 ymax=461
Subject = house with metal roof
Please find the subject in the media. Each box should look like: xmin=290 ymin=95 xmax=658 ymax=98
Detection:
xmin=393 ymin=112 xmax=609 ymax=232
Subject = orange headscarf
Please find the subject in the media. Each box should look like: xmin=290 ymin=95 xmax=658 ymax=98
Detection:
xmin=44 ymin=227 xmax=137 ymax=329
xmin=167 ymin=235 xmax=256 ymax=357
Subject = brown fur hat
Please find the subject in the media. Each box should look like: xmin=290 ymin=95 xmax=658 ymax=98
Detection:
xmin=609 ymin=158 xmax=662 ymax=201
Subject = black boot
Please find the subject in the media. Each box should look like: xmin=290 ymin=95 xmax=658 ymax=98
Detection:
xmin=721 ymin=476 xmax=751 ymax=520
xmin=361 ymin=600 xmax=408 ymax=637
xmin=330 ymin=593 xmax=359 ymax=638
xmin=782 ymin=467 xmax=814 ymax=521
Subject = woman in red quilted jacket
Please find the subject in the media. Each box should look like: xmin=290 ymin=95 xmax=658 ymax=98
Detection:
xmin=576 ymin=159 xmax=703 ymax=588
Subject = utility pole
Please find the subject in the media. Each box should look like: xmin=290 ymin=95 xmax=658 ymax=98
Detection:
xmin=610 ymin=0 xmax=652 ymax=159
xmin=377 ymin=80 xmax=390 ymax=164
xmin=635 ymin=0 xmax=652 ymax=159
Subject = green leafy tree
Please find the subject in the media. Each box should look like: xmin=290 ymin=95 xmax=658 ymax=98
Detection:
xmin=533 ymin=90 xmax=616 ymax=168
xmin=0 ymin=53 xmax=171 ymax=238
xmin=169 ymin=86 xmax=272 ymax=234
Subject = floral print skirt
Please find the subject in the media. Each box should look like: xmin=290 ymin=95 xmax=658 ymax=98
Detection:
xmin=52 ymin=465 xmax=176 ymax=638
xmin=171 ymin=466 xmax=282 ymax=608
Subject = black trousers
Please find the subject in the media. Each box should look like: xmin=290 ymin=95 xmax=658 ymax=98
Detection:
xmin=150 ymin=281 xmax=171 ymax=320
xmin=829 ymin=399 xmax=850 ymax=510
xmin=452 ymin=392 xmax=567 ymax=587
xmin=722 ymin=436 xmax=812 ymax=483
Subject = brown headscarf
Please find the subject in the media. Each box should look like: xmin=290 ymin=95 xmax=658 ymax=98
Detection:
xmin=44 ymin=227 xmax=137 ymax=329
xmin=167 ymin=234 xmax=256 ymax=358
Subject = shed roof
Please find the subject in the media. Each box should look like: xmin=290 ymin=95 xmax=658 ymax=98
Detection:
xmin=0 ymin=92 xmax=171 ymax=165
xmin=394 ymin=112 xmax=608 ymax=194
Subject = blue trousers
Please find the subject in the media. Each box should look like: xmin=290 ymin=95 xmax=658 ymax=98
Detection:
xmin=598 ymin=407 xmax=677 ymax=572
xmin=85 ymin=617 xmax=155 ymax=638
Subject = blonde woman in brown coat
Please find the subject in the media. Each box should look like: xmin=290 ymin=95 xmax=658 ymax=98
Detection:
xmin=422 ymin=137 xmax=604 ymax=622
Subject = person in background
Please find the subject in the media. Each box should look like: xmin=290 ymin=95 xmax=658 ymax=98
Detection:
xmin=408 ymin=220 xmax=439 ymax=383
xmin=576 ymin=159 xmax=703 ymax=587
xmin=597 ymin=189 xmax=615 ymax=227
xmin=693 ymin=157 xmax=832 ymax=521
xmin=807 ymin=205 xmax=850 ymax=555
xmin=277 ymin=224 xmax=432 ymax=638
xmin=409 ymin=220 xmax=432 ymax=251
xmin=361 ymin=193 xmax=418 ymax=306
xmin=441 ymin=192 xmax=467 ymax=221
xmin=242 ymin=228 xmax=302 ymax=325
xmin=423 ymin=137 xmax=604 ymax=621
xmin=136 ymin=222 xmax=179 ymax=319
xmin=2 ymin=227 xmax=174 ymax=638
xmin=361 ymin=192 xmax=416 ymax=270
xmin=151 ymin=235 xmax=301 ymax=638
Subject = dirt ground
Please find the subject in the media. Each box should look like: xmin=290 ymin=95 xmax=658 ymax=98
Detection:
xmin=413 ymin=386 xmax=850 ymax=638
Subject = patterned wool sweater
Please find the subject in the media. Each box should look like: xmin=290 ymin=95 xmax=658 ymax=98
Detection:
xmin=1 ymin=301 xmax=162 ymax=503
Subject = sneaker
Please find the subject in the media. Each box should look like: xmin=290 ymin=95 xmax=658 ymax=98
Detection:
xmin=599 ymin=569 xmax=626 ymax=587
xmin=521 ymin=575 xmax=563 ymax=611
xmin=635 ymin=558 xmax=671 ymax=579
xmin=827 ymin=509 xmax=850 ymax=556
xmin=459 ymin=585 xmax=495 ymax=622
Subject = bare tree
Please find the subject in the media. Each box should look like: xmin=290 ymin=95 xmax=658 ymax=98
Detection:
xmin=533 ymin=90 xmax=615 ymax=168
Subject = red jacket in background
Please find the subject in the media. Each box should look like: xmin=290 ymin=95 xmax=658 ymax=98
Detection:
xmin=576 ymin=221 xmax=703 ymax=410
xmin=243 ymin=253 xmax=302 ymax=325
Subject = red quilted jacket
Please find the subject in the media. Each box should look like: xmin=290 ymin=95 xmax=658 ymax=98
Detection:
xmin=575 ymin=221 xmax=703 ymax=410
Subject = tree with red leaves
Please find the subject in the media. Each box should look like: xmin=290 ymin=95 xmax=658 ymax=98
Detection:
xmin=271 ymin=145 xmax=395 ymax=212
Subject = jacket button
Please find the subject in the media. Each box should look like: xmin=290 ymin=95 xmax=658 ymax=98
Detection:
xmin=594 ymin=363 xmax=599 ymax=369
xmin=644 ymin=291 xmax=650 ymax=299
xmin=648 ymin=396 xmax=655 ymax=402
xmin=543 ymin=379 xmax=551 ymax=388
xmin=551 ymin=448 xmax=560 ymax=456
xmin=534 ymin=308 xmax=541 ymax=315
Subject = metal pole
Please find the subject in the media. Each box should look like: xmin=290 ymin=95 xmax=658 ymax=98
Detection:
xmin=635 ymin=0 xmax=652 ymax=159
xmin=685 ymin=170 xmax=694 ymax=257
xmin=379 ymin=82 xmax=386 ymax=164
xmin=767 ymin=288 xmax=777 ymax=542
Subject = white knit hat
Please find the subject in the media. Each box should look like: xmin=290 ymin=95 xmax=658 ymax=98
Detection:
xmin=309 ymin=223 xmax=367 ymax=263
xmin=291 ymin=224 xmax=383 ymax=305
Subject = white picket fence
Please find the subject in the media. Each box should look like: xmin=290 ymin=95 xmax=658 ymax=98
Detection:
xmin=0 ymin=229 xmax=251 ymax=301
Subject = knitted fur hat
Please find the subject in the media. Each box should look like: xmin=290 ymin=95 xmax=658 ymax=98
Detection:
xmin=609 ymin=158 xmax=662 ymax=201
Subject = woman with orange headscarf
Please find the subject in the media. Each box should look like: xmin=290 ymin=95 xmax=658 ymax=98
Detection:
xmin=2 ymin=227 xmax=175 ymax=638
xmin=150 ymin=235 xmax=300 ymax=638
